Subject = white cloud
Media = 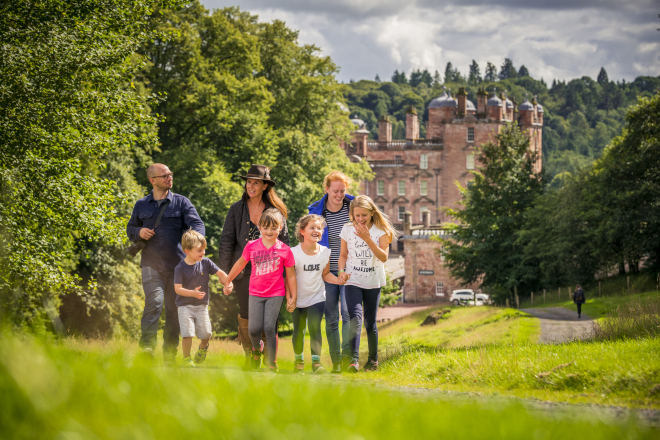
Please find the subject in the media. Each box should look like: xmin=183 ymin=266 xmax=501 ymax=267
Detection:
xmin=200 ymin=0 xmax=660 ymax=83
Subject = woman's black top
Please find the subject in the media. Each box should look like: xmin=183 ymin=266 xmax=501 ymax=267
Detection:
xmin=217 ymin=199 xmax=289 ymax=279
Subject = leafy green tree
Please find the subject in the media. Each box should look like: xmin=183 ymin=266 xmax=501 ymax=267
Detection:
xmin=597 ymin=67 xmax=609 ymax=85
xmin=518 ymin=65 xmax=530 ymax=77
xmin=392 ymin=70 xmax=408 ymax=84
xmin=409 ymin=69 xmax=423 ymax=87
xmin=420 ymin=69 xmax=433 ymax=87
xmin=436 ymin=124 xmax=544 ymax=301
xmin=0 ymin=0 xmax=185 ymax=329
xmin=433 ymin=70 xmax=442 ymax=86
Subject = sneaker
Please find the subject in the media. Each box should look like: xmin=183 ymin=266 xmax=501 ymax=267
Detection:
xmin=250 ymin=348 xmax=262 ymax=370
xmin=194 ymin=344 xmax=209 ymax=365
xmin=363 ymin=359 xmax=379 ymax=372
xmin=346 ymin=362 xmax=359 ymax=373
xmin=342 ymin=357 xmax=350 ymax=372
xmin=182 ymin=357 xmax=195 ymax=368
xmin=268 ymin=363 xmax=279 ymax=373
xmin=331 ymin=363 xmax=343 ymax=374
xmin=312 ymin=363 xmax=327 ymax=374
xmin=293 ymin=360 xmax=305 ymax=374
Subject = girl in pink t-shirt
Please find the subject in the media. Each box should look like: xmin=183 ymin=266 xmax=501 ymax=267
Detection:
xmin=225 ymin=208 xmax=297 ymax=372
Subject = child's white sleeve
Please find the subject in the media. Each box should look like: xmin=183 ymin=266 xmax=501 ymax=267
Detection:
xmin=339 ymin=224 xmax=349 ymax=242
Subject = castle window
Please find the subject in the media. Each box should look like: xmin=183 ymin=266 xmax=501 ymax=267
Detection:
xmin=467 ymin=127 xmax=474 ymax=142
xmin=377 ymin=180 xmax=384 ymax=196
xmin=420 ymin=206 xmax=429 ymax=221
xmin=398 ymin=206 xmax=405 ymax=221
xmin=467 ymin=154 xmax=475 ymax=170
xmin=436 ymin=281 xmax=444 ymax=296
xmin=398 ymin=180 xmax=405 ymax=195
xmin=420 ymin=154 xmax=428 ymax=169
xmin=420 ymin=180 xmax=428 ymax=196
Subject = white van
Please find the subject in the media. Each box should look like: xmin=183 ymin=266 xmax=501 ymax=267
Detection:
xmin=449 ymin=289 xmax=492 ymax=306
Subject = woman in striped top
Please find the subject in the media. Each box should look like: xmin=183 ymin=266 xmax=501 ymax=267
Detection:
xmin=307 ymin=171 xmax=354 ymax=373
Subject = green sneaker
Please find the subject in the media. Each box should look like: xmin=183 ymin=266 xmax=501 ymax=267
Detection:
xmin=182 ymin=357 xmax=195 ymax=368
xmin=250 ymin=348 xmax=262 ymax=370
xmin=293 ymin=359 xmax=305 ymax=374
xmin=363 ymin=359 xmax=379 ymax=372
xmin=268 ymin=363 xmax=279 ymax=373
xmin=194 ymin=344 xmax=209 ymax=365
xmin=331 ymin=363 xmax=342 ymax=374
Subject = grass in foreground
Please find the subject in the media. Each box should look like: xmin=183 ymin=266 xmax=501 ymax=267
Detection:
xmin=1 ymin=332 xmax=658 ymax=439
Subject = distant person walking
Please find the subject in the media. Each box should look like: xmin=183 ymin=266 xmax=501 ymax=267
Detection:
xmin=127 ymin=163 xmax=205 ymax=363
xmin=217 ymin=164 xmax=289 ymax=369
xmin=307 ymin=171 xmax=354 ymax=373
xmin=572 ymin=285 xmax=586 ymax=318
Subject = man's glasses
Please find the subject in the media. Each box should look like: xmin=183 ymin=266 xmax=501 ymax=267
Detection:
xmin=152 ymin=173 xmax=173 ymax=180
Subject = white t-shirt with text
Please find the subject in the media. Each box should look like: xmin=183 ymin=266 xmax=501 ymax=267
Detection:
xmin=340 ymin=224 xmax=387 ymax=289
xmin=291 ymin=244 xmax=331 ymax=308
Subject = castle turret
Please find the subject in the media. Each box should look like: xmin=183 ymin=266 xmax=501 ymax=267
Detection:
xmin=405 ymin=106 xmax=419 ymax=140
xmin=487 ymin=88 xmax=503 ymax=121
xmin=518 ymin=95 xmax=534 ymax=125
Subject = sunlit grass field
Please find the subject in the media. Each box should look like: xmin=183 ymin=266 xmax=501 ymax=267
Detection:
xmin=1 ymin=331 xmax=659 ymax=439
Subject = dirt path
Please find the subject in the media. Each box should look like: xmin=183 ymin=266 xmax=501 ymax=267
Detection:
xmin=521 ymin=307 xmax=594 ymax=343
xmin=375 ymin=303 xmax=436 ymax=323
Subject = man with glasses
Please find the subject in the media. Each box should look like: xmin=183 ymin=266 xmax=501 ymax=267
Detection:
xmin=127 ymin=163 xmax=205 ymax=364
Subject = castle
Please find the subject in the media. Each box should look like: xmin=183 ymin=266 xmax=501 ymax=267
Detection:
xmin=341 ymin=86 xmax=544 ymax=302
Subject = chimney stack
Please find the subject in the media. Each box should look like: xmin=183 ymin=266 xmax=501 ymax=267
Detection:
xmin=378 ymin=116 xmax=392 ymax=142
xmin=405 ymin=106 xmax=419 ymax=140
xmin=457 ymin=87 xmax=468 ymax=116
xmin=476 ymin=87 xmax=488 ymax=115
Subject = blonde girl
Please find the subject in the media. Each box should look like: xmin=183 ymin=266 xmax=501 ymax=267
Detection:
xmin=338 ymin=195 xmax=397 ymax=372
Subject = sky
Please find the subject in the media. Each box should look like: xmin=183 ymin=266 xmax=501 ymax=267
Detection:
xmin=200 ymin=0 xmax=660 ymax=84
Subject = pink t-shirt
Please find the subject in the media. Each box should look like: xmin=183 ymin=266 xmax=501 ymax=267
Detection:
xmin=242 ymin=238 xmax=295 ymax=297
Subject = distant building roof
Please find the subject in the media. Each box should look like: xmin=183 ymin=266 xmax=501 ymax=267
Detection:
xmin=536 ymin=103 xmax=544 ymax=113
xmin=429 ymin=89 xmax=457 ymax=108
xmin=519 ymin=98 xmax=534 ymax=111
xmin=466 ymin=100 xmax=476 ymax=111
xmin=487 ymin=94 xmax=503 ymax=107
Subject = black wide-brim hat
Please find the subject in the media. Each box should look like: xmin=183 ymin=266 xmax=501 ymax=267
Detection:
xmin=240 ymin=164 xmax=276 ymax=186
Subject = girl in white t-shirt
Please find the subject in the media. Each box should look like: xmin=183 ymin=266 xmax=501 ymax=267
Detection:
xmin=290 ymin=214 xmax=346 ymax=374
xmin=338 ymin=195 xmax=397 ymax=373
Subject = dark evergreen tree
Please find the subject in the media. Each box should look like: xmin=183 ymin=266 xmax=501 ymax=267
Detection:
xmin=468 ymin=60 xmax=481 ymax=84
xmin=433 ymin=70 xmax=442 ymax=86
xmin=518 ymin=65 xmax=530 ymax=77
xmin=375 ymin=74 xmax=381 ymax=83
xmin=484 ymin=62 xmax=497 ymax=82
xmin=392 ymin=69 xmax=408 ymax=84
xmin=420 ymin=69 xmax=433 ymax=87
xmin=444 ymin=62 xmax=454 ymax=83
xmin=499 ymin=58 xmax=518 ymax=80
xmin=597 ymin=67 xmax=609 ymax=85
xmin=409 ymin=69 xmax=423 ymax=87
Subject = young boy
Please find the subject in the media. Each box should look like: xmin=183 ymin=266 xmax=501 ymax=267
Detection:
xmin=174 ymin=229 xmax=233 ymax=367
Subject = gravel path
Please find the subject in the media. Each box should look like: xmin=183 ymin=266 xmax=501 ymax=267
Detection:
xmin=521 ymin=307 xmax=594 ymax=343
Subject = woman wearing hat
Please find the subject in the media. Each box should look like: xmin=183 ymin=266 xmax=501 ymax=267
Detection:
xmin=218 ymin=164 xmax=290 ymax=369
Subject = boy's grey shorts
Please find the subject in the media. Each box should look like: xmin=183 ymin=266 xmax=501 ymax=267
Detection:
xmin=178 ymin=305 xmax=212 ymax=339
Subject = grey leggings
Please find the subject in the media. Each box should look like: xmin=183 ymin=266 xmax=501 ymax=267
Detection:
xmin=248 ymin=295 xmax=284 ymax=366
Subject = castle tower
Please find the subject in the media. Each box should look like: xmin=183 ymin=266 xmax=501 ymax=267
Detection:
xmin=378 ymin=116 xmax=392 ymax=142
xmin=457 ymin=87 xmax=468 ymax=116
xmin=476 ymin=87 xmax=488 ymax=115
xmin=487 ymin=88 xmax=503 ymax=121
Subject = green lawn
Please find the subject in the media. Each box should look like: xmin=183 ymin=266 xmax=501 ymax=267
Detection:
xmin=1 ymin=331 xmax=658 ymax=439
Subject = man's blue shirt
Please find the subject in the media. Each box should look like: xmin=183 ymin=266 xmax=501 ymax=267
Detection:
xmin=127 ymin=190 xmax=205 ymax=273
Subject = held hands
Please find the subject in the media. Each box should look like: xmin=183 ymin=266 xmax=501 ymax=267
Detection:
xmin=286 ymin=297 xmax=296 ymax=313
xmin=139 ymin=228 xmax=155 ymax=240
xmin=353 ymin=222 xmax=371 ymax=241
xmin=338 ymin=272 xmax=350 ymax=285
xmin=223 ymin=281 xmax=233 ymax=296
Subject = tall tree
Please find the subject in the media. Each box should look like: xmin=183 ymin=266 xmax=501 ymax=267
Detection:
xmin=484 ymin=62 xmax=497 ymax=82
xmin=437 ymin=124 xmax=544 ymax=299
xmin=499 ymin=58 xmax=518 ymax=80
xmin=409 ymin=69 xmax=423 ymax=87
xmin=392 ymin=70 xmax=408 ymax=84
xmin=375 ymin=74 xmax=381 ymax=82
xmin=597 ymin=67 xmax=609 ymax=85
xmin=518 ymin=65 xmax=530 ymax=77
xmin=433 ymin=70 xmax=442 ymax=86
xmin=0 ymin=0 xmax=185 ymax=328
xmin=444 ymin=62 xmax=454 ymax=83
xmin=468 ymin=60 xmax=481 ymax=84
xmin=420 ymin=69 xmax=433 ymax=87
